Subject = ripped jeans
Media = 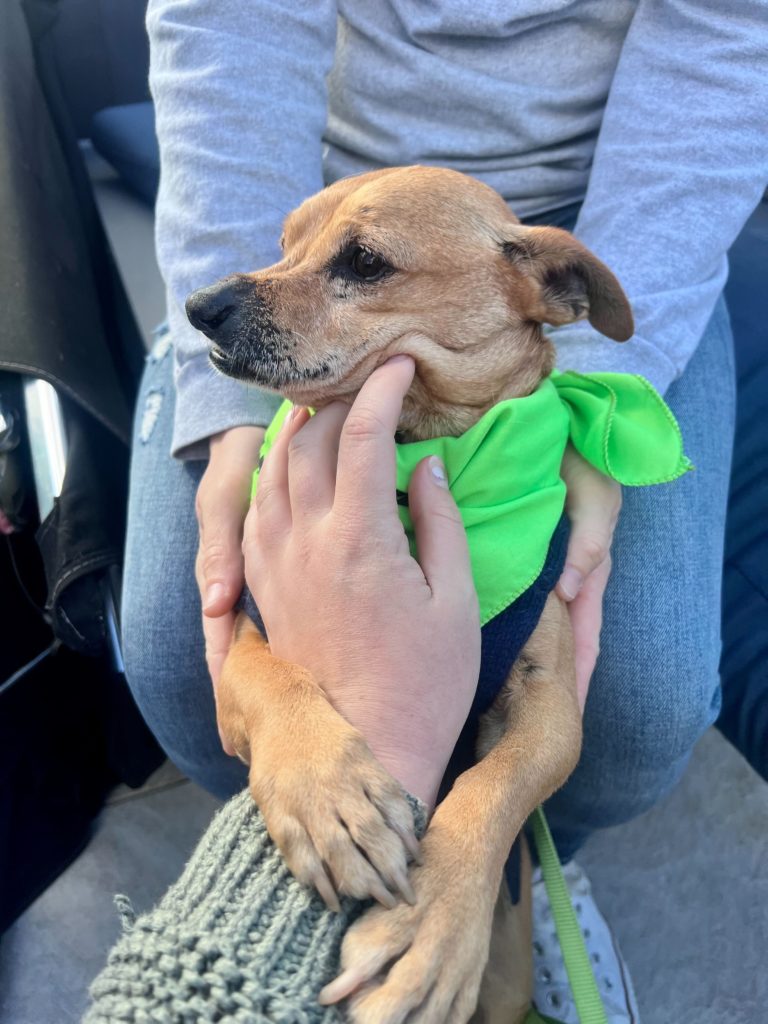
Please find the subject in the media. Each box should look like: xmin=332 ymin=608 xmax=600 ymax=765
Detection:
xmin=121 ymin=299 xmax=735 ymax=862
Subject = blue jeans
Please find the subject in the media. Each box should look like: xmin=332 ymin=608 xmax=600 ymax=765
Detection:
xmin=122 ymin=299 xmax=735 ymax=861
xmin=717 ymin=200 xmax=768 ymax=783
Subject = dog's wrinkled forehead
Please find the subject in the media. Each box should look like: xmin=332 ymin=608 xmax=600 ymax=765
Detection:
xmin=281 ymin=167 xmax=518 ymax=268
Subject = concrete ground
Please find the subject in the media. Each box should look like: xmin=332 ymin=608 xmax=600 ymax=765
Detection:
xmin=1 ymin=155 xmax=765 ymax=1024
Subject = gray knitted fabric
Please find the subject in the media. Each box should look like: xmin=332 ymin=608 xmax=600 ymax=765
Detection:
xmin=83 ymin=789 xmax=427 ymax=1023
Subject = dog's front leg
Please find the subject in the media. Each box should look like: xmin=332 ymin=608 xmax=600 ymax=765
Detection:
xmin=217 ymin=613 xmax=420 ymax=910
xmin=323 ymin=593 xmax=582 ymax=1024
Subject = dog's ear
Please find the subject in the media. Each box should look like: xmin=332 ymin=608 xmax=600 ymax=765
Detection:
xmin=501 ymin=225 xmax=633 ymax=342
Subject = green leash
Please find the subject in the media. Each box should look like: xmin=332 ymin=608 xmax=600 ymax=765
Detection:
xmin=524 ymin=807 xmax=609 ymax=1024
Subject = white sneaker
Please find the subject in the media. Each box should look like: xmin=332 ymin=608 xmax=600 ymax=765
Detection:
xmin=531 ymin=860 xmax=641 ymax=1023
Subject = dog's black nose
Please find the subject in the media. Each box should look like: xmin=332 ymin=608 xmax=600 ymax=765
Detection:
xmin=185 ymin=279 xmax=243 ymax=344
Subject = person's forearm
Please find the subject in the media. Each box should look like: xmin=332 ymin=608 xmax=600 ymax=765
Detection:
xmin=147 ymin=0 xmax=337 ymax=457
xmin=552 ymin=0 xmax=768 ymax=394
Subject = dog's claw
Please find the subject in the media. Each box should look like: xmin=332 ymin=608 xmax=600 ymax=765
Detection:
xmin=313 ymin=866 xmax=342 ymax=913
xmin=369 ymin=878 xmax=398 ymax=910
xmin=393 ymin=868 xmax=416 ymax=906
xmin=394 ymin=822 xmax=422 ymax=866
xmin=319 ymin=967 xmax=368 ymax=1006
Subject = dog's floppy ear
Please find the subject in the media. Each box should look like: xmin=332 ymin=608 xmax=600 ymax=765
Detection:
xmin=501 ymin=225 xmax=634 ymax=342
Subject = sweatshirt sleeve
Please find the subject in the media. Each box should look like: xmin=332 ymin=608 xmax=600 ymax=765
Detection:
xmin=84 ymin=790 xmax=428 ymax=1021
xmin=552 ymin=0 xmax=768 ymax=394
xmin=147 ymin=0 xmax=338 ymax=459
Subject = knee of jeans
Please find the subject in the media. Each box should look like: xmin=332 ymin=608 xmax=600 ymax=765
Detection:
xmin=548 ymin=623 xmax=725 ymax=848
xmin=550 ymin=659 xmax=721 ymax=842
xmin=122 ymin=615 xmax=246 ymax=799
xmin=585 ymin=651 xmax=722 ymax=777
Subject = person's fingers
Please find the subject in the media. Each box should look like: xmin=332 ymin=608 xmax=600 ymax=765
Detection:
xmin=198 ymin=426 xmax=265 ymax=615
xmin=194 ymin=547 xmax=237 ymax=752
xmin=243 ymin=407 xmax=310 ymax=599
xmin=407 ymin=456 xmax=476 ymax=606
xmin=334 ymin=355 xmax=415 ymax=520
xmin=568 ymin=554 xmax=611 ymax=710
xmin=195 ymin=548 xmax=237 ymax=684
xmin=557 ymin=477 xmax=621 ymax=601
xmin=203 ymin=612 xmax=238 ymax=755
xmin=196 ymin=485 xmax=248 ymax=617
xmin=253 ymin=406 xmax=310 ymax=536
xmin=286 ymin=401 xmax=349 ymax=520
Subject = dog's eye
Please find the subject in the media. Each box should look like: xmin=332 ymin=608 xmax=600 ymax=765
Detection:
xmin=350 ymin=247 xmax=389 ymax=281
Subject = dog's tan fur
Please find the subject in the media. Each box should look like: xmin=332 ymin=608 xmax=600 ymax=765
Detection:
xmin=195 ymin=167 xmax=633 ymax=1023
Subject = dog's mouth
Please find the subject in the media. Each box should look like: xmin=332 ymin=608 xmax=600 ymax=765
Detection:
xmin=208 ymin=336 xmax=336 ymax=396
xmin=208 ymin=322 xmax=408 ymax=409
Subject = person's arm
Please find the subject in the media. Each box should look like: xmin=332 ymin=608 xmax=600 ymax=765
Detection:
xmin=147 ymin=0 xmax=337 ymax=459
xmin=552 ymin=0 xmax=767 ymax=671
xmin=147 ymin=0 xmax=339 ymax=679
xmin=556 ymin=446 xmax=621 ymax=708
xmin=552 ymin=0 xmax=768 ymax=392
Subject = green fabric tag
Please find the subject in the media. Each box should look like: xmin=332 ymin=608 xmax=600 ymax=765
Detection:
xmin=252 ymin=372 xmax=691 ymax=626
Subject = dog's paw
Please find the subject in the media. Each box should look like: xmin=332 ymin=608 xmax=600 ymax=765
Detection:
xmin=319 ymin=830 xmax=496 ymax=1023
xmin=249 ymin=713 xmax=420 ymax=911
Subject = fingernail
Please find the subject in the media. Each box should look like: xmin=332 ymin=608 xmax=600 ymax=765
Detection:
xmin=204 ymin=582 xmax=226 ymax=610
xmin=387 ymin=353 xmax=413 ymax=365
xmin=559 ymin=566 xmax=584 ymax=601
xmin=429 ymin=456 xmax=448 ymax=487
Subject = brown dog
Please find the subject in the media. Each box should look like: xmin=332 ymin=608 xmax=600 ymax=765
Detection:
xmin=186 ymin=166 xmax=633 ymax=1023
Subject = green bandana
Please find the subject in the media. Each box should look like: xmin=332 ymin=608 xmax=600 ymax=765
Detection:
xmin=253 ymin=371 xmax=691 ymax=626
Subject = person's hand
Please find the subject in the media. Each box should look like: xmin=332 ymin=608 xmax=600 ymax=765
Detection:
xmin=194 ymin=426 xmax=265 ymax=700
xmin=242 ymin=355 xmax=481 ymax=809
xmin=555 ymin=445 xmax=621 ymax=708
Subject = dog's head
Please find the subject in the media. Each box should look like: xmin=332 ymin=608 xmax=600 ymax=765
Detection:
xmin=186 ymin=167 xmax=632 ymax=438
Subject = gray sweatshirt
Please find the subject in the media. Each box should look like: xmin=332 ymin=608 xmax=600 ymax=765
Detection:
xmin=147 ymin=0 xmax=767 ymax=460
